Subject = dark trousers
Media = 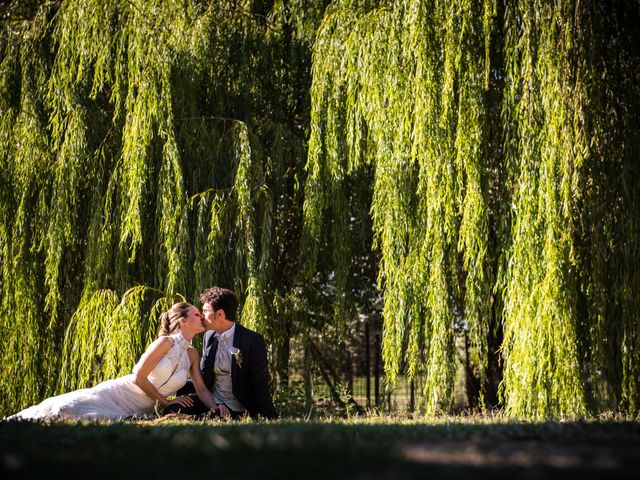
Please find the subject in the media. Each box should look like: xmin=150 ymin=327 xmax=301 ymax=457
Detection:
xmin=163 ymin=382 xmax=246 ymax=420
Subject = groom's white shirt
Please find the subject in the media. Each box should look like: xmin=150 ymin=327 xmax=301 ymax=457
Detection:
xmin=212 ymin=323 xmax=245 ymax=412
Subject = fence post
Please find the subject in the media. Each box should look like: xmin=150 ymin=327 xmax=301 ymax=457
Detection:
xmin=346 ymin=345 xmax=353 ymax=396
xmin=410 ymin=378 xmax=415 ymax=412
xmin=365 ymin=321 xmax=371 ymax=408
xmin=374 ymin=332 xmax=380 ymax=407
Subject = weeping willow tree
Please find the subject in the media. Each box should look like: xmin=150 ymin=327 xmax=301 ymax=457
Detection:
xmin=1 ymin=0 xmax=638 ymax=419
xmin=302 ymin=0 xmax=640 ymax=417
xmin=0 ymin=0 xmax=327 ymax=415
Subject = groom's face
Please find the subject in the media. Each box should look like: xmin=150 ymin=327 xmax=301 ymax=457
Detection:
xmin=202 ymin=302 xmax=223 ymax=331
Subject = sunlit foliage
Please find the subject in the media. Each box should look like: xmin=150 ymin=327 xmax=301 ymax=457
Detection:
xmin=303 ymin=0 xmax=640 ymax=417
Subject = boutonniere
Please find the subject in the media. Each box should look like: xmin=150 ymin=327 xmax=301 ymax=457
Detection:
xmin=230 ymin=346 xmax=243 ymax=369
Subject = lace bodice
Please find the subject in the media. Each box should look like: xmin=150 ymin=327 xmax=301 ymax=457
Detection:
xmin=135 ymin=332 xmax=192 ymax=396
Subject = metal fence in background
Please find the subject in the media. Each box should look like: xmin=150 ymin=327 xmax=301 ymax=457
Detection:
xmin=300 ymin=319 xmax=471 ymax=413
xmin=303 ymin=321 xmax=418 ymax=412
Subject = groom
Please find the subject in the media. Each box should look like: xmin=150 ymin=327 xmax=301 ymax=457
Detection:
xmin=165 ymin=287 xmax=277 ymax=419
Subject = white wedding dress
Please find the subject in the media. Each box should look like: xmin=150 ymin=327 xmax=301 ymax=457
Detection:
xmin=6 ymin=333 xmax=192 ymax=421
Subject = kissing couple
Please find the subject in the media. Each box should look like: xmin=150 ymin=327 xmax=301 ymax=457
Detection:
xmin=6 ymin=287 xmax=277 ymax=421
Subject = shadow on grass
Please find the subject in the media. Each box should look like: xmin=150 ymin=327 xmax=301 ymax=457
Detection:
xmin=2 ymin=419 xmax=640 ymax=479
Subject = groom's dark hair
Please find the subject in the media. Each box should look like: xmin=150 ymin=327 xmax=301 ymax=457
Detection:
xmin=200 ymin=287 xmax=238 ymax=321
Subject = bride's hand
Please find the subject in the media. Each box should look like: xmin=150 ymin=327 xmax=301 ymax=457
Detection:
xmin=166 ymin=396 xmax=194 ymax=408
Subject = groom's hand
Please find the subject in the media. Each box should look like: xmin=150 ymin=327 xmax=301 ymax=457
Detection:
xmin=167 ymin=396 xmax=194 ymax=408
xmin=217 ymin=404 xmax=230 ymax=419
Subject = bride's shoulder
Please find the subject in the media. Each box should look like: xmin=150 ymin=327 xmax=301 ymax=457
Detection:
xmin=186 ymin=346 xmax=200 ymax=364
xmin=137 ymin=336 xmax=174 ymax=364
xmin=187 ymin=345 xmax=199 ymax=356
xmin=149 ymin=335 xmax=175 ymax=350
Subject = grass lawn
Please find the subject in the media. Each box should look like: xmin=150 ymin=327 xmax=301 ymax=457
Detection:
xmin=2 ymin=415 xmax=640 ymax=479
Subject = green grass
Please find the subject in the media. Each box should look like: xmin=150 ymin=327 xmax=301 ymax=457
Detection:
xmin=2 ymin=416 xmax=640 ymax=479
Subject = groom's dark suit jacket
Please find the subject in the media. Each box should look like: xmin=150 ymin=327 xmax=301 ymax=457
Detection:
xmin=201 ymin=323 xmax=277 ymax=419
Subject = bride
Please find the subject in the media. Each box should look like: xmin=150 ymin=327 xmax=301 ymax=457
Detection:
xmin=6 ymin=302 xmax=220 ymax=421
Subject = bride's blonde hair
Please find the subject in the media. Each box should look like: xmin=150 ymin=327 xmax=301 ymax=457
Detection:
xmin=158 ymin=302 xmax=192 ymax=336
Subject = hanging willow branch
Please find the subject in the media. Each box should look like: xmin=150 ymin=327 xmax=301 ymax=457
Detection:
xmin=500 ymin=0 xmax=587 ymax=418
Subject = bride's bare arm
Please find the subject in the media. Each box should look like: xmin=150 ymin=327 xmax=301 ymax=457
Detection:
xmin=133 ymin=337 xmax=193 ymax=409
xmin=187 ymin=348 xmax=218 ymax=413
